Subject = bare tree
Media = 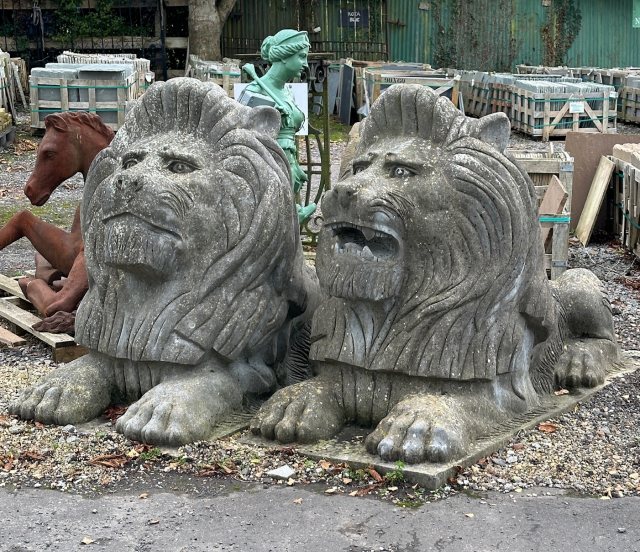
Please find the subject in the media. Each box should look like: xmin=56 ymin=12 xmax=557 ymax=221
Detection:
xmin=188 ymin=0 xmax=237 ymax=61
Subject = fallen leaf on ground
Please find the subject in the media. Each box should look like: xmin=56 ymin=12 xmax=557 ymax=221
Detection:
xmin=537 ymin=422 xmax=558 ymax=433
xmin=148 ymin=519 xmax=160 ymax=525
xmin=554 ymin=389 xmax=570 ymax=396
xmin=138 ymin=492 xmax=149 ymax=499
xmin=22 ymin=451 xmax=45 ymax=462
xmin=89 ymin=454 xmax=129 ymax=469
xmin=293 ymin=498 xmax=303 ymax=505
xmin=80 ymin=537 xmax=95 ymax=545
xmin=465 ymin=513 xmax=475 ymax=518
xmin=319 ymin=459 xmax=332 ymax=470
xmin=103 ymin=405 xmax=127 ymax=423
xmin=324 ymin=487 xmax=338 ymax=494
xmin=367 ymin=468 xmax=383 ymax=482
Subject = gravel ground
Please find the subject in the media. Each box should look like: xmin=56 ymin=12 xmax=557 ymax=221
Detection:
xmin=1 ymin=110 xmax=640 ymax=505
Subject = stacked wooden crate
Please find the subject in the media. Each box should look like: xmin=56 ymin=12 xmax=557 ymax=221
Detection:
xmin=188 ymin=56 xmax=241 ymax=97
xmin=510 ymin=149 xmax=574 ymax=279
xmin=30 ymin=64 xmax=137 ymax=130
xmin=361 ymin=66 xmax=461 ymax=112
xmin=516 ymin=64 xmax=640 ymax=125
xmin=610 ymin=144 xmax=640 ymax=257
xmin=510 ymin=80 xmax=617 ymax=140
xmin=57 ymin=51 xmax=153 ymax=99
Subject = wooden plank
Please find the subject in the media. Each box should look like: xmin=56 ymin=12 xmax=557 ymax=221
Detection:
xmin=539 ymin=175 xmax=568 ymax=245
xmin=550 ymin=222 xmax=569 ymax=280
xmin=0 ymin=273 xmax=27 ymax=300
xmin=575 ymin=156 xmax=616 ymax=246
xmin=539 ymin=175 xmax=568 ymax=214
xmin=0 ymin=325 xmax=26 ymax=347
xmin=0 ymin=299 xmax=75 ymax=348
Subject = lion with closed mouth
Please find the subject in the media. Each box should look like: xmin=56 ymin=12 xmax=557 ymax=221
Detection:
xmin=251 ymin=84 xmax=619 ymax=464
xmin=11 ymin=78 xmax=319 ymax=446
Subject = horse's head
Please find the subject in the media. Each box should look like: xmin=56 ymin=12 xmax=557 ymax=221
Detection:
xmin=24 ymin=112 xmax=114 ymax=206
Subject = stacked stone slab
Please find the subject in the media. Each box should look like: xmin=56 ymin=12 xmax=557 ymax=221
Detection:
xmin=29 ymin=62 xmax=138 ymax=130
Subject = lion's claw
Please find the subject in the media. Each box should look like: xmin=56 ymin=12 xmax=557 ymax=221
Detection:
xmin=365 ymin=395 xmax=468 ymax=464
xmin=251 ymin=379 xmax=344 ymax=443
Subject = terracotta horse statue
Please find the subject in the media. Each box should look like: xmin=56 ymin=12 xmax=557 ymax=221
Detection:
xmin=0 ymin=112 xmax=114 ymax=333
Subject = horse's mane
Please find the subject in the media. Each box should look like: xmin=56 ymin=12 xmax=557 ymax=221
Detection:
xmin=44 ymin=111 xmax=115 ymax=142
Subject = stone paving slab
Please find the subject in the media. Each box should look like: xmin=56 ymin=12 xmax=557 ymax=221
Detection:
xmin=244 ymin=356 xmax=639 ymax=489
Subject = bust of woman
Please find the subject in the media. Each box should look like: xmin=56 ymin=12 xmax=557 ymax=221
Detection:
xmin=240 ymin=29 xmax=316 ymax=224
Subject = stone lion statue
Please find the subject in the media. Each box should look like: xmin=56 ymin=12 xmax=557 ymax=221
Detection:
xmin=251 ymin=84 xmax=619 ymax=464
xmin=11 ymin=78 xmax=319 ymax=445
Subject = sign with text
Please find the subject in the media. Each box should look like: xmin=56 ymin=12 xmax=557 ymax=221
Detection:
xmin=339 ymin=8 xmax=369 ymax=28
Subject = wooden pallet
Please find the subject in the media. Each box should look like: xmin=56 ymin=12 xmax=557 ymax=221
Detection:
xmin=0 ymin=125 xmax=15 ymax=147
xmin=0 ymin=274 xmax=87 ymax=363
xmin=611 ymin=156 xmax=640 ymax=256
xmin=29 ymin=73 xmax=136 ymax=130
xmin=511 ymin=87 xmax=617 ymax=141
xmin=510 ymin=149 xmax=574 ymax=279
xmin=620 ymin=87 xmax=640 ymax=123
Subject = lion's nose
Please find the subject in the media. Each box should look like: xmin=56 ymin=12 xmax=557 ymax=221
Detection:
xmin=333 ymin=181 xmax=358 ymax=210
xmin=115 ymin=174 xmax=143 ymax=194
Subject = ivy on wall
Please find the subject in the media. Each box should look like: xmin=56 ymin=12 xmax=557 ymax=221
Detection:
xmin=430 ymin=0 xmax=517 ymax=71
xmin=541 ymin=0 xmax=582 ymax=66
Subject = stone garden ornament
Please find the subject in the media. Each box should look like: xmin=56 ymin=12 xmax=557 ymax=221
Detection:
xmin=251 ymin=84 xmax=620 ymax=464
xmin=239 ymin=29 xmax=316 ymax=224
xmin=11 ymin=78 xmax=319 ymax=445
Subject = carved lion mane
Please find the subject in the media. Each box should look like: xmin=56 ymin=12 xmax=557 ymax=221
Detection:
xmin=312 ymin=85 xmax=559 ymax=393
xmin=76 ymin=78 xmax=306 ymax=365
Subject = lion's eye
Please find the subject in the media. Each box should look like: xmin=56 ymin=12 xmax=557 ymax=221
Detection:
xmin=123 ymin=158 xmax=138 ymax=169
xmin=390 ymin=166 xmax=414 ymax=178
xmin=353 ymin=164 xmax=366 ymax=175
xmin=168 ymin=160 xmax=197 ymax=174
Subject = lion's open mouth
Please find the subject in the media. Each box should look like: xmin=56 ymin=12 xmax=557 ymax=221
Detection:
xmin=327 ymin=222 xmax=400 ymax=262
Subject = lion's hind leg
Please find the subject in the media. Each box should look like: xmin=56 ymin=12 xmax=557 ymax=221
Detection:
xmin=553 ymin=268 xmax=619 ymax=389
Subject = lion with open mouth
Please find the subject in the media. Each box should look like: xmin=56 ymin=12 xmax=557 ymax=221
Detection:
xmin=251 ymin=84 xmax=620 ymax=464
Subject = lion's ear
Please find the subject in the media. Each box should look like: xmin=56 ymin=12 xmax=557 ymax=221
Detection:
xmin=474 ymin=112 xmax=510 ymax=153
xmin=246 ymin=106 xmax=281 ymax=138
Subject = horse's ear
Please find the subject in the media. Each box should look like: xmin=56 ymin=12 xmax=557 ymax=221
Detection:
xmin=44 ymin=113 xmax=70 ymax=133
xmin=246 ymin=106 xmax=281 ymax=138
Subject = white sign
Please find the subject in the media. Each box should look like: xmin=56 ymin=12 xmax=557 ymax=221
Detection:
xmin=569 ymin=101 xmax=585 ymax=114
xmin=234 ymin=83 xmax=308 ymax=136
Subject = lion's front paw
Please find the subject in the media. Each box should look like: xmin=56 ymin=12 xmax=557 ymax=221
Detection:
xmin=250 ymin=379 xmax=344 ymax=443
xmin=555 ymin=339 xmax=614 ymax=389
xmin=116 ymin=371 xmax=242 ymax=446
xmin=365 ymin=395 xmax=469 ymax=464
xmin=9 ymin=353 xmax=112 ymax=425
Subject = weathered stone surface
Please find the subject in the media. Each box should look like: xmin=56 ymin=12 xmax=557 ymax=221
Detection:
xmin=10 ymin=77 xmax=319 ymax=445
xmin=252 ymin=84 xmax=620 ymax=464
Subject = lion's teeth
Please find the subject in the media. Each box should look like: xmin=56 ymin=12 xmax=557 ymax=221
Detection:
xmin=362 ymin=227 xmax=375 ymax=241
xmin=362 ymin=245 xmax=374 ymax=259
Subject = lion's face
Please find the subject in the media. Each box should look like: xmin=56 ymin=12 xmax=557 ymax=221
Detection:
xmin=317 ymin=136 xmax=465 ymax=303
xmin=311 ymin=84 xmax=545 ymax=380
xmin=75 ymin=78 xmax=307 ymax=364
xmin=98 ymin=133 xmax=231 ymax=279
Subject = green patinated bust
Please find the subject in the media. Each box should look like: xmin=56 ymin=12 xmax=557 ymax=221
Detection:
xmin=240 ymin=29 xmax=316 ymax=224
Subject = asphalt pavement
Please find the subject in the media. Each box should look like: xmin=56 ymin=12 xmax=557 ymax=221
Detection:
xmin=1 ymin=480 xmax=639 ymax=552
